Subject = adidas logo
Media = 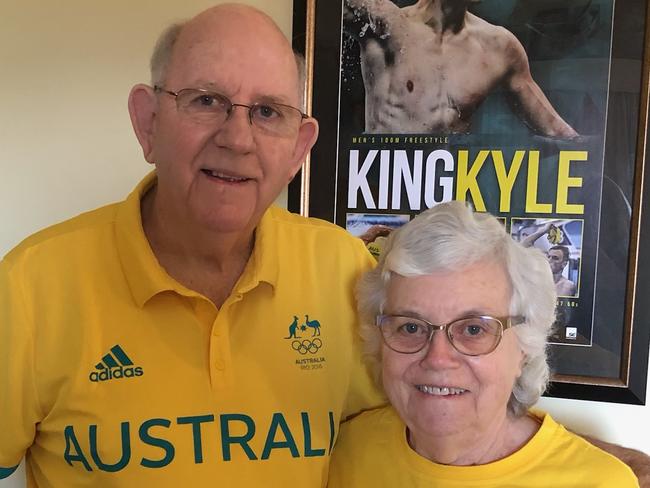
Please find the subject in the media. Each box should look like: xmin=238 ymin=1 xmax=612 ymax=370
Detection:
xmin=89 ymin=344 xmax=143 ymax=383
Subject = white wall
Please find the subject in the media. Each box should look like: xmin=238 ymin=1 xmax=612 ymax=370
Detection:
xmin=1 ymin=1 xmax=648 ymax=486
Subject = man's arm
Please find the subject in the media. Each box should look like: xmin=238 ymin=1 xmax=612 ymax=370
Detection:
xmin=343 ymin=0 xmax=394 ymax=40
xmin=585 ymin=436 xmax=650 ymax=487
xmin=502 ymin=30 xmax=578 ymax=139
xmin=520 ymin=222 xmax=552 ymax=247
xmin=0 ymin=258 xmax=39 ymax=479
xmin=343 ymin=0 xmax=371 ymax=38
xmin=344 ymin=0 xmax=385 ymax=17
xmin=358 ymin=225 xmax=393 ymax=246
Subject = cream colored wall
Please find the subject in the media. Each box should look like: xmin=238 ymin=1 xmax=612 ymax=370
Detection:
xmin=0 ymin=0 xmax=292 ymax=256
xmin=0 ymin=1 xmax=648 ymax=486
xmin=0 ymin=1 xmax=292 ymax=486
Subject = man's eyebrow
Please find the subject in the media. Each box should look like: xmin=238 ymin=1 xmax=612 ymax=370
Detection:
xmin=254 ymin=94 xmax=295 ymax=105
xmin=192 ymin=81 xmax=224 ymax=91
xmin=183 ymin=83 xmax=295 ymax=105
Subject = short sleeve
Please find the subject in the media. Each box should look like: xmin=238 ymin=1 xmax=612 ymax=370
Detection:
xmin=0 ymin=257 xmax=41 ymax=475
xmin=341 ymin=238 xmax=387 ymax=419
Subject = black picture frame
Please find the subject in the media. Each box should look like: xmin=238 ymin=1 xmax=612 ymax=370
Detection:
xmin=290 ymin=0 xmax=650 ymax=404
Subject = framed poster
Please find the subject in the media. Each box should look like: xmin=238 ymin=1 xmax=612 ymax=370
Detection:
xmin=290 ymin=0 xmax=650 ymax=404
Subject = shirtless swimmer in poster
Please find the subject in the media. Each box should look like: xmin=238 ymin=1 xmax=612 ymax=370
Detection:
xmin=344 ymin=0 xmax=578 ymax=137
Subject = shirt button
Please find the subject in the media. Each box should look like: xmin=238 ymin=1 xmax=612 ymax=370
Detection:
xmin=214 ymin=357 xmax=225 ymax=370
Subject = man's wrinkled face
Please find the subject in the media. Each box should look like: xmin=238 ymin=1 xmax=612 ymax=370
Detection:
xmin=146 ymin=9 xmax=316 ymax=235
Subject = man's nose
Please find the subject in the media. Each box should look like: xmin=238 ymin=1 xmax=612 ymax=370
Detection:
xmin=213 ymin=105 xmax=255 ymax=153
xmin=228 ymin=104 xmax=254 ymax=124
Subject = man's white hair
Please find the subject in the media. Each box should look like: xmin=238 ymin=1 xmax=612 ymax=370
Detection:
xmin=148 ymin=20 xmax=306 ymax=107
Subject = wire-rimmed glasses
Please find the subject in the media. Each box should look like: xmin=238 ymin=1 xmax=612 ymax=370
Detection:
xmin=154 ymin=85 xmax=308 ymax=137
xmin=376 ymin=314 xmax=526 ymax=356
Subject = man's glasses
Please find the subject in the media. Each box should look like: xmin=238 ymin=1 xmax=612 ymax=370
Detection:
xmin=154 ymin=86 xmax=308 ymax=137
xmin=376 ymin=314 xmax=525 ymax=356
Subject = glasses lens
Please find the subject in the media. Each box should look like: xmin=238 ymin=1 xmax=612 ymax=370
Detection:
xmin=175 ymin=89 xmax=230 ymax=122
xmin=250 ymin=103 xmax=302 ymax=136
xmin=448 ymin=317 xmax=502 ymax=355
xmin=378 ymin=316 xmax=430 ymax=353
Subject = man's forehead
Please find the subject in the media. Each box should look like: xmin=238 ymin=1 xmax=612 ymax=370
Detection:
xmin=166 ymin=47 xmax=299 ymax=103
xmin=165 ymin=7 xmax=299 ymax=100
xmin=175 ymin=5 xmax=292 ymax=61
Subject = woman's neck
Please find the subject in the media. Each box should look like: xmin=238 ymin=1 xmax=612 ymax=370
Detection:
xmin=408 ymin=413 xmax=540 ymax=465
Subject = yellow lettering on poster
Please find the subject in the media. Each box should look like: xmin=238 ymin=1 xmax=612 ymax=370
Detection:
xmin=456 ymin=150 xmax=488 ymax=211
xmin=525 ymin=151 xmax=552 ymax=213
xmin=556 ymin=151 xmax=586 ymax=214
xmin=493 ymin=150 xmax=524 ymax=213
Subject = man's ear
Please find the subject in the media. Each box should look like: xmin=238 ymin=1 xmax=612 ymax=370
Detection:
xmin=128 ymin=84 xmax=157 ymax=163
xmin=287 ymin=116 xmax=319 ymax=181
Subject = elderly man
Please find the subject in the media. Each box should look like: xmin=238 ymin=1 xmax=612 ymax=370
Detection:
xmin=344 ymin=0 xmax=578 ymax=136
xmin=0 ymin=3 xmax=648 ymax=488
xmin=0 ymin=4 xmax=381 ymax=487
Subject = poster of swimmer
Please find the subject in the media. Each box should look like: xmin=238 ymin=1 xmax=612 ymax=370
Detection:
xmin=290 ymin=0 xmax=650 ymax=400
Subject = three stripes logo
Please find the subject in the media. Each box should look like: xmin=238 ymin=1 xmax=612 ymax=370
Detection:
xmin=88 ymin=345 xmax=143 ymax=383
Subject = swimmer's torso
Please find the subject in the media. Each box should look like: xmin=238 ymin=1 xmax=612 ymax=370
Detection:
xmin=356 ymin=8 xmax=514 ymax=134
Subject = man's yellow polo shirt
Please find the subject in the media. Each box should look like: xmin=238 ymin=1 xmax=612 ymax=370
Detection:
xmin=0 ymin=173 xmax=383 ymax=487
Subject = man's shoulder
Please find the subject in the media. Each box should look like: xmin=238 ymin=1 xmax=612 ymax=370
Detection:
xmin=335 ymin=406 xmax=395 ymax=457
xmin=556 ymin=278 xmax=577 ymax=296
xmin=3 ymin=202 xmax=121 ymax=265
xmin=465 ymin=12 xmax=509 ymax=35
xmin=340 ymin=405 xmax=394 ymax=435
xmin=262 ymin=206 xmax=375 ymax=272
xmin=465 ymin=13 xmax=523 ymax=51
xmin=266 ymin=206 xmax=366 ymax=247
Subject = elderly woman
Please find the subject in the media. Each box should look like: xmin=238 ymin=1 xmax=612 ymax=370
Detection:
xmin=328 ymin=202 xmax=637 ymax=487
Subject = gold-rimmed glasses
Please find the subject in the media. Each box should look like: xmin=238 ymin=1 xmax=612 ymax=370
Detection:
xmin=376 ymin=314 xmax=526 ymax=356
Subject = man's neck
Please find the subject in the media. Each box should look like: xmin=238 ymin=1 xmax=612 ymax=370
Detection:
xmin=140 ymin=186 xmax=255 ymax=307
xmin=414 ymin=0 xmax=468 ymax=33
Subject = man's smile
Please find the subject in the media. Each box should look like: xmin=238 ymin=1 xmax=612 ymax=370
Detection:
xmin=200 ymin=168 xmax=252 ymax=183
